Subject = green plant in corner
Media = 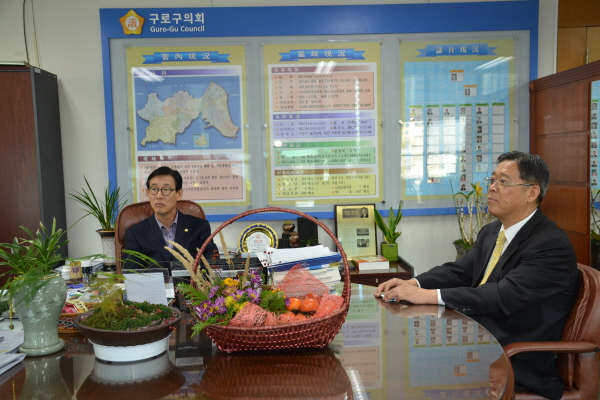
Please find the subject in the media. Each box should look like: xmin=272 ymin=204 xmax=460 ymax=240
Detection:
xmin=0 ymin=219 xmax=69 ymax=306
xmin=69 ymin=176 xmax=127 ymax=231
xmin=452 ymin=181 xmax=494 ymax=251
xmin=374 ymin=202 xmax=403 ymax=244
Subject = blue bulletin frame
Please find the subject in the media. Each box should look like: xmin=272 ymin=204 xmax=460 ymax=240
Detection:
xmin=100 ymin=2 xmax=539 ymax=221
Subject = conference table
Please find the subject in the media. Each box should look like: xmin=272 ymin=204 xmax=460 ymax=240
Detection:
xmin=0 ymin=284 xmax=511 ymax=399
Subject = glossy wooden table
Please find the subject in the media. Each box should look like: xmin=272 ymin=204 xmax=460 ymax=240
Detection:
xmin=0 ymin=284 xmax=511 ymax=400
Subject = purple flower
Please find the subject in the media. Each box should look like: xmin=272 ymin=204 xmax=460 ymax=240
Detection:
xmin=249 ymin=271 xmax=262 ymax=288
xmin=208 ymin=285 xmax=219 ymax=298
xmin=230 ymin=290 xmax=245 ymax=302
xmin=212 ymin=297 xmax=227 ymax=314
xmin=245 ymin=288 xmax=261 ymax=304
xmin=284 ymin=297 xmax=291 ymax=307
xmin=193 ymin=301 xmax=213 ymax=321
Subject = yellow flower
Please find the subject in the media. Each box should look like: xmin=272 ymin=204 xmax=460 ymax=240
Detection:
xmin=225 ymin=296 xmax=236 ymax=307
xmin=223 ymin=278 xmax=239 ymax=287
xmin=472 ymin=181 xmax=483 ymax=196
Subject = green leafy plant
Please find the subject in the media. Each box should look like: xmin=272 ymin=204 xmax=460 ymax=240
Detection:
xmin=81 ymin=272 xmax=174 ymax=331
xmin=374 ymin=202 xmax=403 ymax=244
xmin=69 ymin=177 xmax=127 ymax=231
xmin=452 ymin=181 xmax=495 ymax=250
xmin=0 ymin=219 xmax=69 ymax=306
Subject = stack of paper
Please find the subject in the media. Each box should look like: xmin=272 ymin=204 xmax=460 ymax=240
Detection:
xmin=0 ymin=330 xmax=25 ymax=376
xmin=256 ymin=245 xmax=342 ymax=272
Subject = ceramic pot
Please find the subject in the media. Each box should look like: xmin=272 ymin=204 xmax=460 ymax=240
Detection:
xmin=13 ymin=272 xmax=66 ymax=356
xmin=380 ymin=242 xmax=399 ymax=261
xmin=74 ymin=307 xmax=182 ymax=362
xmin=96 ymin=230 xmax=116 ymax=270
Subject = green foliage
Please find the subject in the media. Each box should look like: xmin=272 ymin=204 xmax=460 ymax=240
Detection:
xmin=374 ymin=203 xmax=403 ymax=244
xmin=82 ymin=300 xmax=172 ymax=331
xmin=69 ymin=176 xmax=127 ymax=231
xmin=81 ymin=272 xmax=174 ymax=331
xmin=0 ymin=219 xmax=69 ymax=306
xmin=451 ymin=181 xmax=494 ymax=250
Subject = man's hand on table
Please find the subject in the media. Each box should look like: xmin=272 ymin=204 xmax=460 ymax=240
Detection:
xmin=374 ymin=278 xmax=438 ymax=305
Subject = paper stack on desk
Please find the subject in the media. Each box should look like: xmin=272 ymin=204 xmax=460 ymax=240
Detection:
xmin=0 ymin=330 xmax=25 ymax=376
xmin=259 ymin=246 xmax=342 ymax=291
xmin=256 ymin=245 xmax=342 ymax=272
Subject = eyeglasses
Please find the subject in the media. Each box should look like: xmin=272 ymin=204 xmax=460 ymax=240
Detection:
xmin=148 ymin=187 xmax=177 ymax=196
xmin=484 ymin=177 xmax=535 ymax=189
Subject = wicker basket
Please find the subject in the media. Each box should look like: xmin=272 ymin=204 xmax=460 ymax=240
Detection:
xmin=193 ymin=207 xmax=351 ymax=353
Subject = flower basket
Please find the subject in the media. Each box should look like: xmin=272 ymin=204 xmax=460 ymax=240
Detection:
xmin=193 ymin=207 xmax=351 ymax=353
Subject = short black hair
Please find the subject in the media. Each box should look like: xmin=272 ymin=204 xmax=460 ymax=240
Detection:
xmin=146 ymin=166 xmax=183 ymax=191
xmin=496 ymin=151 xmax=549 ymax=203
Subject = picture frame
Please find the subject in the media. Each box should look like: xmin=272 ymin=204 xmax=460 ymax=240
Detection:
xmin=334 ymin=204 xmax=377 ymax=258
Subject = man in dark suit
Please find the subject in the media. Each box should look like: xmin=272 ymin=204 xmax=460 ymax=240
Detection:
xmin=375 ymin=151 xmax=578 ymax=400
xmin=123 ymin=166 xmax=218 ymax=271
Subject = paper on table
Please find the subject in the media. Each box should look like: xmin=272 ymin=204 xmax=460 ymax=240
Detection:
xmin=124 ymin=273 xmax=169 ymax=306
xmin=0 ymin=353 xmax=25 ymax=376
xmin=256 ymin=245 xmax=338 ymax=265
xmin=0 ymin=330 xmax=23 ymax=354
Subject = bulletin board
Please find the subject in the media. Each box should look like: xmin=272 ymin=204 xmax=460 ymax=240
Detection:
xmin=100 ymin=2 xmax=539 ymax=221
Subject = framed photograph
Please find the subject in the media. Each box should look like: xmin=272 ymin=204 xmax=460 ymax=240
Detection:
xmin=334 ymin=204 xmax=377 ymax=258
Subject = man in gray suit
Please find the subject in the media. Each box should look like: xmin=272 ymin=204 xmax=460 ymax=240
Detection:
xmin=375 ymin=151 xmax=578 ymax=399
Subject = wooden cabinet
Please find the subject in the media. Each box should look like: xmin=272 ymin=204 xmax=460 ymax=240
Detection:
xmin=347 ymin=257 xmax=414 ymax=287
xmin=558 ymin=27 xmax=600 ymax=72
xmin=529 ymin=61 xmax=600 ymax=265
xmin=0 ymin=64 xmax=67 ymax=284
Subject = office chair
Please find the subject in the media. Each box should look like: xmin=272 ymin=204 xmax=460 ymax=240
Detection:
xmin=114 ymin=200 xmax=206 ymax=274
xmin=503 ymin=263 xmax=600 ymax=400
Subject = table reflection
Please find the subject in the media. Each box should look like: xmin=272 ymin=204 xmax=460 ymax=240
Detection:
xmin=0 ymin=284 xmax=509 ymax=399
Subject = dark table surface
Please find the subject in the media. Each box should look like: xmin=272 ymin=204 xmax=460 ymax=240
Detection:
xmin=0 ymin=284 xmax=510 ymax=400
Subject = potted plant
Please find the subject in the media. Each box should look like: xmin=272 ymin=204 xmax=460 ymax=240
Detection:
xmin=73 ymin=269 xmax=182 ymax=362
xmin=0 ymin=219 xmax=70 ymax=356
xmin=374 ymin=202 xmax=403 ymax=261
xmin=69 ymin=177 xmax=127 ymax=269
xmin=452 ymin=181 xmax=495 ymax=259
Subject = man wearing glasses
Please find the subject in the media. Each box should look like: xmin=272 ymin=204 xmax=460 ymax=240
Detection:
xmin=123 ymin=166 xmax=218 ymax=270
xmin=375 ymin=151 xmax=578 ymax=399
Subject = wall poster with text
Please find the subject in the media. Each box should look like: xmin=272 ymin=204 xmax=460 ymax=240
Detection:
xmin=400 ymin=39 xmax=516 ymax=202
xmin=126 ymin=45 xmax=249 ymax=205
xmin=263 ymin=42 xmax=383 ymax=205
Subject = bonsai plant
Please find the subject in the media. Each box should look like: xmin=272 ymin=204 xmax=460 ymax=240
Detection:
xmin=73 ymin=268 xmax=182 ymax=362
xmin=0 ymin=219 xmax=70 ymax=355
xmin=373 ymin=202 xmax=403 ymax=261
xmin=69 ymin=177 xmax=127 ymax=269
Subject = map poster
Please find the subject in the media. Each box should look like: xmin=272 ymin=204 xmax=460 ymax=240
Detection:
xmin=400 ymin=39 xmax=515 ymax=202
xmin=263 ymin=42 xmax=383 ymax=205
xmin=126 ymin=45 xmax=248 ymax=205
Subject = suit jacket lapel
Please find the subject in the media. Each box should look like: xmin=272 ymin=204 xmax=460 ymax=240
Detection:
xmin=486 ymin=209 xmax=545 ymax=282
xmin=174 ymin=212 xmax=191 ymax=248
xmin=145 ymin=217 xmax=173 ymax=264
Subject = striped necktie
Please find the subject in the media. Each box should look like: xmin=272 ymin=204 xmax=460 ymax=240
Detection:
xmin=480 ymin=231 xmax=506 ymax=285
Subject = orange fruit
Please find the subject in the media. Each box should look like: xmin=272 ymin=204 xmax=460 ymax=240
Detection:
xmin=286 ymin=297 xmax=301 ymax=312
xmin=304 ymin=293 xmax=322 ymax=302
xmin=300 ymin=298 xmax=319 ymax=313
xmin=294 ymin=313 xmax=309 ymax=321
